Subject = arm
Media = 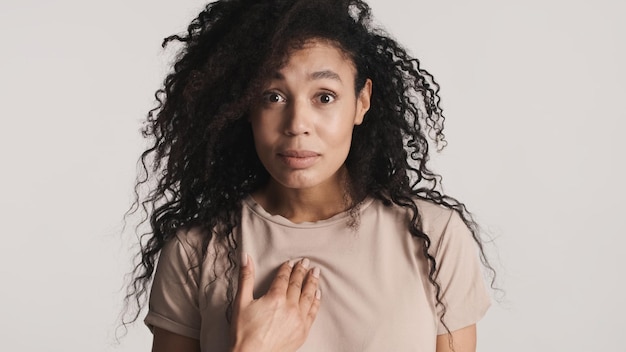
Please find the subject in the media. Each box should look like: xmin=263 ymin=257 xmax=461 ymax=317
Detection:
xmin=435 ymin=324 xmax=477 ymax=352
xmin=152 ymin=327 xmax=201 ymax=352
xmin=150 ymin=254 xmax=320 ymax=352
xmin=430 ymin=211 xmax=490 ymax=344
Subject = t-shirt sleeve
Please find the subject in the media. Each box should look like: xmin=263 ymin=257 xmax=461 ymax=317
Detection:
xmin=433 ymin=210 xmax=491 ymax=335
xmin=144 ymin=233 xmax=202 ymax=339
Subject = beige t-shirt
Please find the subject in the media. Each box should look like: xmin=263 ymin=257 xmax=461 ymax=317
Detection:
xmin=145 ymin=196 xmax=490 ymax=352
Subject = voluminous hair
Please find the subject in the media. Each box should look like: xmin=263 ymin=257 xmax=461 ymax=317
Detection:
xmin=124 ymin=0 xmax=495 ymax=338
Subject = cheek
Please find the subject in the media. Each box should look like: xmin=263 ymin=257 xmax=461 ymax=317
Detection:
xmin=323 ymin=110 xmax=357 ymax=147
xmin=250 ymin=119 xmax=275 ymax=148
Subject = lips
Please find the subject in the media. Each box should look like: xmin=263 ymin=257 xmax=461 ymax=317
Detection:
xmin=277 ymin=150 xmax=320 ymax=169
xmin=278 ymin=150 xmax=320 ymax=158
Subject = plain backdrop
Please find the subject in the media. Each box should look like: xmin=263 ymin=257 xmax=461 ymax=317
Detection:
xmin=1 ymin=0 xmax=624 ymax=351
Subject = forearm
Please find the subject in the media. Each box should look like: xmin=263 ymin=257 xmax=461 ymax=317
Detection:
xmin=152 ymin=327 xmax=201 ymax=352
xmin=435 ymin=324 xmax=477 ymax=352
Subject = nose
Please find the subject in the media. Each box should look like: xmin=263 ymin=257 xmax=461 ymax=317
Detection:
xmin=284 ymin=99 xmax=312 ymax=136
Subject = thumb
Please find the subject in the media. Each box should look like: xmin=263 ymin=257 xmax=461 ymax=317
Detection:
xmin=235 ymin=252 xmax=255 ymax=308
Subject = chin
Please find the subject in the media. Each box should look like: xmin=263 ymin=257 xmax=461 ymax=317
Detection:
xmin=275 ymin=174 xmax=321 ymax=190
xmin=266 ymin=167 xmax=324 ymax=188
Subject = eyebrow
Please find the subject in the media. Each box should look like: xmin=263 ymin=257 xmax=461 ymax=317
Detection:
xmin=273 ymin=70 xmax=342 ymax=82
xmin=309 ymin=70 xmax=342 ymax=82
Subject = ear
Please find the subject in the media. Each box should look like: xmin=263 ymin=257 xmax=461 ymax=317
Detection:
xmin=354 ymin=78 xmax=372 ymax=126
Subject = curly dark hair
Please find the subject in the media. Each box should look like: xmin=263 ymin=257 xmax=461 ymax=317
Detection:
xmin=124 ymin=0 xmax=495 ymax=339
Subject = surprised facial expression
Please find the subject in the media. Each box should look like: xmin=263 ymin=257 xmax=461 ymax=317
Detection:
xmin=249 ymin=39 xmax=372 ymax=193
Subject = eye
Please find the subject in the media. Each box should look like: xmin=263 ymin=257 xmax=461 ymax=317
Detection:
xmin=317 ymin=93 xmax=336 ymax=104
xmin=263 ymin=91 xmax=286 ymax=104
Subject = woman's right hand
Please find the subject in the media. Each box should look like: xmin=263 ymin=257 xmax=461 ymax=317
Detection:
xmin=230 ymin=254 xmax=321 ymax=352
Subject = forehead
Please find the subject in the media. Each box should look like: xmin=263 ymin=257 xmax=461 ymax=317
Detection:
xmin=273 ymin=39 xmax=357 ymax=80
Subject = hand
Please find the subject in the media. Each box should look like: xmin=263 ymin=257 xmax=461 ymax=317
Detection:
xmin=230 ymin=254 xmax=322 ymax=352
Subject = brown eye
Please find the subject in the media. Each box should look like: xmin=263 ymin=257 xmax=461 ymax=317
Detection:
xmin=263 ymin=92 xmax=285 ymax=103
xmin=269 ymin=93 xmax=281 ymax=102
xmin=318 ymin=93 xmax=335 ymax=104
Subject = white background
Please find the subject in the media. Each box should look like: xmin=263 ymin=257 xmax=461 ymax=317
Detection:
xmin=1 ymin=0 xmax=624 ymax=351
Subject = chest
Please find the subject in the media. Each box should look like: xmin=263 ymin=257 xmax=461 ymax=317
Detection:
xmin=197 ymin=210 xmax=440 ymax=351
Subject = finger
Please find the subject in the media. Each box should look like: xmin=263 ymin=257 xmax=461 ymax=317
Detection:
xmin=234 ymin=252 xmax=255 ymax=309
xmin=299 ymin=266 xmax=320 ymax=312
xmin=306 ymin=289 xmax=322 ymax=327
xmin=286 ymin=258 xmax=310 ymax=303
xmin=266 ymin=260 xmax=295 ymax=297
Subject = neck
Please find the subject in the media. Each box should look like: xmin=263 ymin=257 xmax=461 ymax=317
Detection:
xmin=253 ymin=170 xmax=353 ymax=223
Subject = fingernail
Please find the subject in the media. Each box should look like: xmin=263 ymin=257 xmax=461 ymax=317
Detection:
xmin=288 ymin=259 xmax=296 ymax=268
xmin=315 ymin=289 xmax=321 ymax=300
xmin=241 ymin=252 xmax=248 ymax=266
xmin=312 ymin=267 xmax=320 ymax=278
xmin=301 ymin=258 xmax=310 ymax=269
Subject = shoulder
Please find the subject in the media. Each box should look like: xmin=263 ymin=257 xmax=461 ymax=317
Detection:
xmin=371 ymin=197 xmax=474 ymax=254
xmin=413 ymin=198 xmax=456 ymax=226
xmin=156 ymin=225 xmax=229 ymax=284
xmin=161 ymin=227 xmax=207 ymax=264
xmin=413 ymin=199 xmax=468 ymax=244
xmin=373 ymin=197 xmax=461 ymax=236
xmin=153 ymin=228 xmax=206 ymax=286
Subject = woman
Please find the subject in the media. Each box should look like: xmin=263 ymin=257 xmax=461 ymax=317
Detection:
xmin=126 ymin=0 xmax=493 ymax=351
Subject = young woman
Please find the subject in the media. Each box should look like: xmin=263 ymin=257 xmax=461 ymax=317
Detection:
xmin=126 ymin=0 xmax=493 ymax=351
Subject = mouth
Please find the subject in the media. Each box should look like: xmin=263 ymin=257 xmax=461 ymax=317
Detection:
xmin=278 ymin=150 xmax=320 ymax=158
xmin=277 ymin=150 xmax=321 ymax=169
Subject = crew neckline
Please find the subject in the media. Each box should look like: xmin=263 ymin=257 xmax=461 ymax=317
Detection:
xmin=242 ymin=194 xmax=375 ymax=229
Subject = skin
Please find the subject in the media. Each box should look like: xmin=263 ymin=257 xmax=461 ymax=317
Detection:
xmin=152 ymin=328 xmax=200 ymax=352
xmin=436 ymin=325 xmax=477 ymax=352
xmin=151 ymin=40 xmax=478 ymax=351
xmin=249 ymin=40 xmax=371 ymax=223
xmin=230 ymin=255 xmax=321 ymax=351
